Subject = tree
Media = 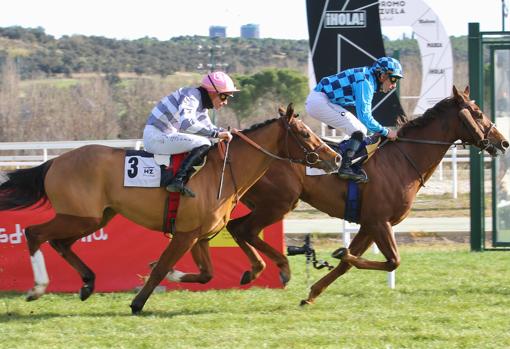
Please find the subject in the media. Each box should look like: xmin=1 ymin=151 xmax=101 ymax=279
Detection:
xmin=229 ymin=68 xmax=309 ymax=128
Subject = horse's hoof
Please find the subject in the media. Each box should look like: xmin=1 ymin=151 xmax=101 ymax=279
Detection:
xmin=26 ymin=284 xmax=47 ymax=302
xmin=240 ymin=271 xmax=252 ymax=285
xmin=279 ymin=272 xmax=290 ymax=287
xmin=130 ymin=302 xmax=143 ymax=315
xmin=300 ymin=299 xmax=312 ymax=307
xmin=331 ymin=247 xmax=348 ymax=260
xmin=26 ymin=292 xmax=41 ymax=302
xmin=79 ymin=284 xmax=94 ymax=301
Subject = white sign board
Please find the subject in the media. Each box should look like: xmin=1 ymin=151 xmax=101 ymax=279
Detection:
xmin=380 ymin=0 xmax=453 ymax=115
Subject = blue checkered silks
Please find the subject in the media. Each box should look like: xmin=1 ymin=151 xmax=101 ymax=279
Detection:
xmin=314 ymin=66 xmax=387 ymax=136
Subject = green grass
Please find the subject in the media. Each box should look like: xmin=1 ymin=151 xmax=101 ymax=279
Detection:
xmin=1 ymin=245 xmax=509 ymax=349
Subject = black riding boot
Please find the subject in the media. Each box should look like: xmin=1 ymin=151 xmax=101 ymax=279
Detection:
xmin=166 ymin=145 xmax=210 ymax=197
xmin=337 ymin=131 xmax=368 ymax=183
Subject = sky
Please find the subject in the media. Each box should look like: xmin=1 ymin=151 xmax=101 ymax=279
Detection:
xmin=0 ymin=0 xmax=506 ymax=41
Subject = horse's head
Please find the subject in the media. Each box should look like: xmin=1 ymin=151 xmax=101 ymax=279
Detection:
xmin=278 ymin=104 xmax=340 ymax=172
xmin=453 ymin=86 xmax=509 ymax=157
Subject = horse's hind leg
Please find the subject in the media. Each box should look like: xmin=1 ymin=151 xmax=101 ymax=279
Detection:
xmin=25 ymin=213 xmax=102 ymax=255
xmin=49 ymin=238 xmax=95 ymax=301
xmin=340 ymin=221 xmax=400 ymax=272
xmin=24 ymin=212 xmax=111 ymax=301
xmin=301 ymin=229 xmax=373 ymax=306
xmin=47 ymin=208 xmax=117 ymax=301
xmin=130 ymin=229 xmax=200 ymax=315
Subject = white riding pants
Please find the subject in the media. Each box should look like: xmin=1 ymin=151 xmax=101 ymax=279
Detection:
xmin=305 ymin=90 xmax=368 ymax=136
xmin=143 ymin=125 xmax=212 ymax=155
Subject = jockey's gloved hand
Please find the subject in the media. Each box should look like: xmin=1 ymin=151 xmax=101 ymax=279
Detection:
xmin=385 ymin=129 xmax=398 ymax=141
xmin=218 ymin=131 xmax=233 ymax=142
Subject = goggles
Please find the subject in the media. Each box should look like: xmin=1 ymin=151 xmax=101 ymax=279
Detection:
xmin=389 ymin=76 xmax=400 ymax=84
xmin=218 ymin=93 xmax=231 ymax=102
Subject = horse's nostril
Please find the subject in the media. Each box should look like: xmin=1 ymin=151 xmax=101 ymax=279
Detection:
xmin=335 ymin=155 xmax=341 ymax=165
xmin=502 ymin=140 xmax=510 ymax=150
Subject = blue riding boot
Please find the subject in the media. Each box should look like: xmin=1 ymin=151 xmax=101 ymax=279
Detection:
xmin=337 ymin=131 xmax=368 ymax=183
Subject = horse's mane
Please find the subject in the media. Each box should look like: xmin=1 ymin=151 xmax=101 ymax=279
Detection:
xmin=240 ymin=117 xmax=279 ymax=134
xmin=398 ymin=97 xmax=456 ymax=136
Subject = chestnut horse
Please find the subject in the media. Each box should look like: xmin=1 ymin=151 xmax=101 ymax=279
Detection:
xmin=225 ymin=86 xmax=509 ymax=304
xmin=0 ymin=105 xmax=340 ymax=314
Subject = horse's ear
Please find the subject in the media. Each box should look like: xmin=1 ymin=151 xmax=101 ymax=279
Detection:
xmin=452 ymin=85 xmax=465 ymax=104
xmin=464 ymin=86 xmax=470 ymax=97
xmin=286 ymin=103 xmax=295 ymax=118
xmin=278 ymin=106 xmax=285 ymax=117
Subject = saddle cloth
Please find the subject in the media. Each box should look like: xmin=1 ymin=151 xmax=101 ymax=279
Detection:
xmin=123 ymin=150 xmax=206 ymax=187
xmin=306 ymin=135 xmax=382 ymax=176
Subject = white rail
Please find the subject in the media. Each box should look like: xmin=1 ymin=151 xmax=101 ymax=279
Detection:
xmin=0 ymin=139 xmax=144 ymax=167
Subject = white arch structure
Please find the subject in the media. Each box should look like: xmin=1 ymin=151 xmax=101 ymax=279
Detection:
xmin=380 ymin=0 xmax=453 ymax=115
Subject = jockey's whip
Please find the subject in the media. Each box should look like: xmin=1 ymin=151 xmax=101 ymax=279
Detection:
xmin=217 ymin=127 xmax=231 ymax=200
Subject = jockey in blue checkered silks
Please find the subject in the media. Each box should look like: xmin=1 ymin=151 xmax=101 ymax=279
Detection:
xmin=305 ymin=57 xmax=403 ymax=183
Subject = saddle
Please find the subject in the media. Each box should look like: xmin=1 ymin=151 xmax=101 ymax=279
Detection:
xmin=322 ymin=135 xmax=383 ymax=224
xmin=324 ymin=134 xmax=382 ymax=172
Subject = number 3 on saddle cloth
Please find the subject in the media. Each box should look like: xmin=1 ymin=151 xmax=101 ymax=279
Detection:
xmin=123 ymin=150 xmax=206 ymax=234
xmin=311 ymin=135 xmax=382 ymax=224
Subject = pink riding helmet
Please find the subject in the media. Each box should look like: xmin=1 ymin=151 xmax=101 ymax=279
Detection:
xmin=201 ymin=71 xmax=240 ymax=95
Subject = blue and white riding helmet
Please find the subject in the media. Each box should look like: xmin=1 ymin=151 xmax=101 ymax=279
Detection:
xmin=372 ymin=57 xmax=404 ymax=79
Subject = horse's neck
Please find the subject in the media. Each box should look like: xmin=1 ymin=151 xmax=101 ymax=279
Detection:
xmin=230 ymin=122 xmax=283 ymax=194
xmin=396 ymin=116 xmax=458 ymax=182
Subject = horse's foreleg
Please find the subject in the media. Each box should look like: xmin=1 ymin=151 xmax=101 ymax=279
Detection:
xmin=227 ymin=215 xmax=267 ymax=284
xmin=302 ymin=229 xmax=373 ymax=305
xmin=341 ymin=222 xmax=400 ymax=272
xmin=130 ymin=230 xmax=199 ymax=315
xmin=227 ymin=211 xmax=289 ymax=286
xmin=246 ymin=234 xmax=290 ymax=286
xmin=165 ymin=239 xmax=213 ymax=284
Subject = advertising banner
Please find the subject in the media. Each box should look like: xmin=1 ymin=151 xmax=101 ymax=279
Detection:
xmin=0 ymin=204 xmax=284 ymax=292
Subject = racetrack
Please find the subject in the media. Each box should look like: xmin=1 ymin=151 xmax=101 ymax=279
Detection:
xmin=1 ymin=245 xmax=509 ymax=349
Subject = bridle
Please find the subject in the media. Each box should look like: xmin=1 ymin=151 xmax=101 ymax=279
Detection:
xmin=397 ymin=103 xmax=495 ymax=150
xmin=232 ymin=117 xmax=329 ymax=166
xmin=392 ymin=102 xmax=497 ymax=187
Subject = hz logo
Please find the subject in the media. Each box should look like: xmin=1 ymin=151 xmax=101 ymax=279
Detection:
xmin=143 ymin=167 xmax=155 ymax=176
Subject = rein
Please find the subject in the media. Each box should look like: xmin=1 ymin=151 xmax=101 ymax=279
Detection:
xmin=217 ymin=117 xmax=326 ymax=205
xmin=231 ymin=118 xmax=325 ymax=166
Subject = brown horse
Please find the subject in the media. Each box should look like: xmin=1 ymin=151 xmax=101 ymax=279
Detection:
xmin=224 ymin=86 xmax=509 ymax=304
xmin=0 ymin=105 xmax=340 ymax=314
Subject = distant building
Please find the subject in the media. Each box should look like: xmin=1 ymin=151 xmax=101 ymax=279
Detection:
xmin=241 ymin=24 xmax=260 ymax=39
xmin=209 ymin=26 xmax=226 ymax=38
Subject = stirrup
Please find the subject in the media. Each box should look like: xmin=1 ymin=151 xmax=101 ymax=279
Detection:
xmin=166 ymin=182 xmax=196 ymax=198
xmin=337 ymin=168 xmax=368 ymax=184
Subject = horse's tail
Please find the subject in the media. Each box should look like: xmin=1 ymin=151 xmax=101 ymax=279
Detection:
xmin=0 ymin=160 xmax=53 ymax=210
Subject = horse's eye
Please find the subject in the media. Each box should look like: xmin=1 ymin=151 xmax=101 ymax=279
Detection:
xmin=302 ymin=132 xmax=310 ymax=139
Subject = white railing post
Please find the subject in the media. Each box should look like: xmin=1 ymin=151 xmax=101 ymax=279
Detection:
xmin=342 ymin=219 xmax=351 ymax=246
xmin=451 ymin=146 xmax=458 ymax=199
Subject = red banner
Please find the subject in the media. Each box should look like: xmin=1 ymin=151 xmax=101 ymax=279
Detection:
xmin=0 ymin=204 xmax=284 ymax=292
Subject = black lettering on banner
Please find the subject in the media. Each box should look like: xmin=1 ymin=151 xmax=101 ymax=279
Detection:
xmin=127 ymin=157 xmax=138 ymax=178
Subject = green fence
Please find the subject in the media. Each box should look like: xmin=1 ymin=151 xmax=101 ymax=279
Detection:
xmin=469 ymin=22 xmax=510 ymax=251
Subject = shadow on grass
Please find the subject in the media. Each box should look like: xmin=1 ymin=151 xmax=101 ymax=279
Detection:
xmin=0 ymin=308 xmax=219 ymax=322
